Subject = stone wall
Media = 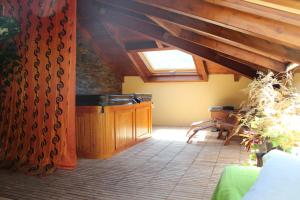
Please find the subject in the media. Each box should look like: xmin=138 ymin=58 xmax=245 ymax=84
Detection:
xmin=76 ymin=32 xmax=122 ymax=95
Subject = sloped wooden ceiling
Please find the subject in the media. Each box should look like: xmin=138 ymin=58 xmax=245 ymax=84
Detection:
xmin=77 ymin=0 xmax=300 ymax=82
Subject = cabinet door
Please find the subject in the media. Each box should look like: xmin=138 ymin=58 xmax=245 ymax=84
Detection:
xmin=115 ymin=108 xmax=135 ymax=150
xmin=135 ymin=105 xmax=151 ymax=140
xmin=76 ymin=107 xmax=106 ymax=158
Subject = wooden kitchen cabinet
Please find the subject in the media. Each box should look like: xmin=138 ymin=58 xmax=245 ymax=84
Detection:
xmin=114 ymin=107 xmax=135 ymax=151
xmin=76 ymin=102 xmax=152 ymax=159
xmin=135 ymin=103 xmax=152 ymax=140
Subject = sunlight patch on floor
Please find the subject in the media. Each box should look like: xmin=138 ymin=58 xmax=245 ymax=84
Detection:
xmin=191 ymin=130 xmax=208 ymax=142
xmin=152 ymin=126 xmax=209 ymax=142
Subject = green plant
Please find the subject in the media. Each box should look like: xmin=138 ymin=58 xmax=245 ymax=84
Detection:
xmin=235 ymin=71 xmax=300 ymax=153
xmin=0 ymin=16 xmax=20 ymax=100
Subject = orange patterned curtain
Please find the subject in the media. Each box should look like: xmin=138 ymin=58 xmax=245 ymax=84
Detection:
xmin=0 ymin=0 xmax=77 ymax=175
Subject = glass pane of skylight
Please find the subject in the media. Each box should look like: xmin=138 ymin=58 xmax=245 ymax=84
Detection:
xmin=142 ymin=50 xmax=196 ymax=71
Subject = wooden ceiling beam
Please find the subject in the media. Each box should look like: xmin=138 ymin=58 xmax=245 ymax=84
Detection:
xmin=151 ymin=18 xmax=286 ymax=72
xmin=148 ymin=16 xmax=181 ymax=36
xmin=125 ymin=40 xmax=158 ymax=51
xmin=155 ymin=41 xmax=164 ymax=48
xmin=127 ymin=52 xmax=151 ymax=82
xmin=102 ymin=22 xmax=152 ymax=82
xmin=193 ymin=57 xmax=208 ymax=81
xmin=98 ymin=7 xmax=257 ymax=79
xmin=124 ymin=40 xmax=173 ymax=52
xmin=149 ymin=17 xmax=285 ymax=63
xmin=234 ymin=74 xmax=241 ymax=82
xmin=180 ymin=30 xmax=286 ymax=72
xmin=244 ymin=0 xmax=300 ymax=13
xmin=205 ymin=0 xmax=300 ymax=26
xmin=136 ymin=0 xmax=300 ymax=49
xmin=150 ymin=19 xmax=279 ymax=74
xmin=97 ymin=0 xmax=300 ymax=64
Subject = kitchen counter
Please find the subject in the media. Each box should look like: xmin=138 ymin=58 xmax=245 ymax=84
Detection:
xmin=76 ymin=94 xmax=152 ymax=159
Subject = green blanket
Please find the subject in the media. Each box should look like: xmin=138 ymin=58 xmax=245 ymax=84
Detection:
xmin=211 ymin=165 xmax=260 ymax=200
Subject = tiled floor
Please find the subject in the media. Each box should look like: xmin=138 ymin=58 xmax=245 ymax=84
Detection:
xmin=0 ymin=126 xmax=249 ymax=200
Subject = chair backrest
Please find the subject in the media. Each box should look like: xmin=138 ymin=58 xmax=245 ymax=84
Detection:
xmin=211 ymin=110 xmax=238 ymax=123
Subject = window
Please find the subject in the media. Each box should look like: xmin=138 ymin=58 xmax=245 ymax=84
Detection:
xmin=139 ymin=50 xmax=196 ymax=73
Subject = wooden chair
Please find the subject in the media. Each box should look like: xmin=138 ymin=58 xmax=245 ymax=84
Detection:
xmin=186 ymin=119 xmax=213 ymax=137
xmin=186 ymin=110 xmax=239 ymax=145
xmin=186 ymin=119 xmax=216 ymax=143
xmin=217 ymin=120 xmax=237 ymax=145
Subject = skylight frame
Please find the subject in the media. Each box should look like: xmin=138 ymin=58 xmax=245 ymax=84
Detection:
xmin=138 ymin=49 xmax=197 ymax=74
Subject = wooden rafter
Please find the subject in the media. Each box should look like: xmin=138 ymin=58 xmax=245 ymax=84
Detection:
xmin=148 ymin=16 xmax=181 ymax=36
xmin=245 ymin=0 xmax=300 ymax=14
xmin=97 ymin=6 xmax=257 ymax=79
xmin=155 ymin=41 xmax=164 ymax=48
xmin=234 ymin=74 xmax=241 ymax=82
xmin=149 ymin=17 xmax=286 ymax=72
xmin=101 ymin=22 xmax=152 ymax=81
xmin=138 ymin=0 xmax=300 ymax=47
xmin=206 ymin=0 xmax=300 ymax=26
xmin=97 ymin=0 xmax=300 ymax=64
xmin=124 ymin=40 xmax=172 ymax=52
xmin=149 ymin=15 xmax=280 ymax=61
xmin=193 ymin=57 xmax=208 ymax=81
xmin=127 ymin=52 xmax=151 ymax=82
xmin=125 ymin=40 xmax=157 ymax=51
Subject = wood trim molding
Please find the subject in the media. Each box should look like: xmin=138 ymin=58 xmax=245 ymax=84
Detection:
xmin=148 ymin=75 xmax=204 ymax=82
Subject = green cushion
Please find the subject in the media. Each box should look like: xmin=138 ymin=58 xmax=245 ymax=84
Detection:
xmin=211 ymin=165 xmax=260 ymax=200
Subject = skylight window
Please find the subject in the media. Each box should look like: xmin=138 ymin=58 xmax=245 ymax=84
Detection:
xmin=140 ymin=50 xmax=196 ymax=72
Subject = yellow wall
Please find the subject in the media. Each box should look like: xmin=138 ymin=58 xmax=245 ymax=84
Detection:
xmin=293 ymin=74 xmax=300 ymax=90
xmin=123 ymin=74 xmax=300 ymax=126
xmin=122 ymin=75 xmax=252 ymax=126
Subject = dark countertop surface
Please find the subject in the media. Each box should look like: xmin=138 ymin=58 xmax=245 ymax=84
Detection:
xmin=76 ymin=94 xmax=152 ymax=106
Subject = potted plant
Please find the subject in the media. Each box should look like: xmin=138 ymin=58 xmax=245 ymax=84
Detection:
xmin=235 ymin=71 xmax=300 ymax=165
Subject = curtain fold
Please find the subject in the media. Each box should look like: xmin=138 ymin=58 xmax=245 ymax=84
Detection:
xmin=0 ymin=0 xmax=77 ymax=175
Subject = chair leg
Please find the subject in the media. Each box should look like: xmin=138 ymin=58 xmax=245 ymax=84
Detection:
xmin=186 ymin=125 xmax=215 ymax=144
xmin=186 ymin=126 xmax=195 ymax=137
xmin=187 ymin=130 xmax=198 ymax=144
xmin=217 ymin=128 xmax=224 ymax=139
xmin=224 ymin=131 xmax=234 ymax=145
xmin=186 ymin=120 xmax=214 ymax=137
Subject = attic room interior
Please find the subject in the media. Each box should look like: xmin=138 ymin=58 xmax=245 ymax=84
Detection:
xmin=1 ymin=0 xmax=300 ymax=199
